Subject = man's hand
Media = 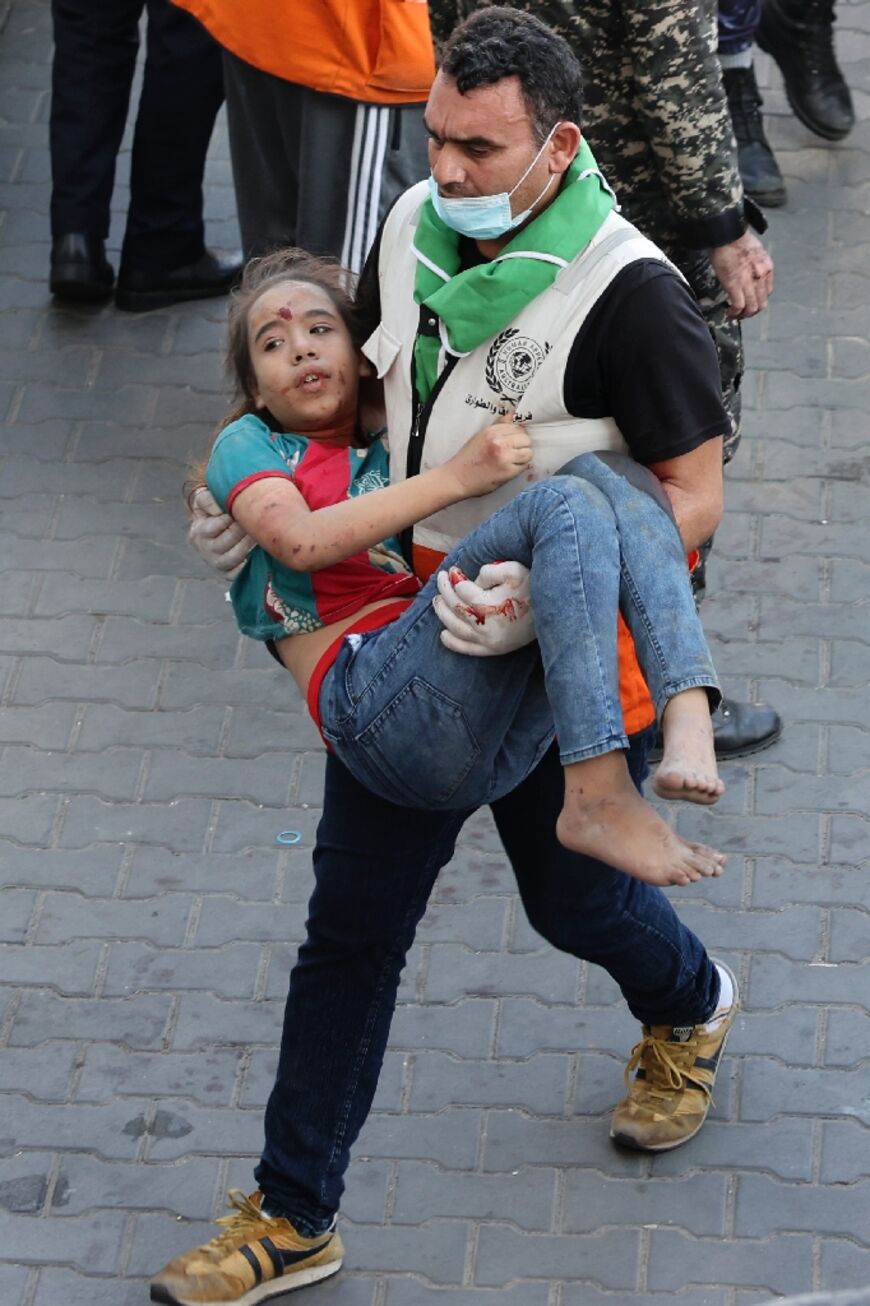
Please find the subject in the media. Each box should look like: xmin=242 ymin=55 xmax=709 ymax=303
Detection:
xmin=188 ymin=486 xmax=255 ymax=579
xmin=432 ymin=561 xmax=536 ymax=656
xmin=708 ymin=230 xmax=774 ymax=320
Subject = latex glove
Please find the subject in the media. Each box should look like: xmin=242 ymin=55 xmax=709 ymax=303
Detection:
xmin=432 ymin=561 xmax=535 ymax=656
xmin=188 ymin=486 xmax=255 ymax=579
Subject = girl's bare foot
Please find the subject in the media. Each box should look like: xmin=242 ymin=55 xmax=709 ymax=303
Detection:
xmin=653 ymin=688 xmax=724 ymax=806
xmin=556 ymin=751 xmax=727 ymax=886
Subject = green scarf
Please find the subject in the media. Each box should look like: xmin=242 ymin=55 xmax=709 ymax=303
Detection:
xmin=412 ymin=141 xmax=614 ymax=406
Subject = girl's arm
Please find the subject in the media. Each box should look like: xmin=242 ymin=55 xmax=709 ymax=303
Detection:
xmin=231 ymin=420 xmax=532 ymax=573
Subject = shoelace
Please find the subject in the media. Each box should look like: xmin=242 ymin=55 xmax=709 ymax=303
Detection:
xmin=209 ymin=1189 xmax=275 ymax=1255
xmin=624 ymin=1033 xmax=711 ymax=1102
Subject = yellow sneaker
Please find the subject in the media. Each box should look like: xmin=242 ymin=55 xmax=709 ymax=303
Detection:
xmin=610 ymin=962 xmax=738 ymax=1152
xmin=150 ymin=1189 xmax=343 ymax=1305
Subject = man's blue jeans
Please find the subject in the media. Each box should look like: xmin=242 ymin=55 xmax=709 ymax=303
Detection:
xmin=719 ymin=0 xmax=762 ymax=55
xmin=254 ymin=460 xmax=720 ymax=1234
xmin=319 ymin=462 xmax=719 ymax=810
xmin=254 ymin=738 xmax=718 ymax=1233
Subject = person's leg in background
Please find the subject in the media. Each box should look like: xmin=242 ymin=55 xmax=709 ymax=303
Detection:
xmin=49 ymin=0 xmax=142 ymax=299
xmin=757 ymin=0 xmax=853 ymax=142
xmin=719 ymin=0 xmax=786 ymax=208
xmin=114 ymin=0 xmax=242 ymax=310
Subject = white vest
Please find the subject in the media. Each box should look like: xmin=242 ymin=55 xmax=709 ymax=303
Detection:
xmin=363 ymin=181 xmax=676 ymax=556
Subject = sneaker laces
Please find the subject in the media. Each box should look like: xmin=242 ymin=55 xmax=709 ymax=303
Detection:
xmin=788 ymin=3 xmax=841 ymax=80
xmin=209 ymin=1189 xmax=275 ymax=1255
xmin=625 ymin=1032 xmax=712 ymax=1102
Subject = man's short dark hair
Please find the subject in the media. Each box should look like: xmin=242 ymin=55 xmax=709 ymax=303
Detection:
xmin=440 ymin=6 xmax=583 ymax=143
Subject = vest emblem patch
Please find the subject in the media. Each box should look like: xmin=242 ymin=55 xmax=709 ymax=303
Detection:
xmin=485 ymin=328 xmax=550 ymax=400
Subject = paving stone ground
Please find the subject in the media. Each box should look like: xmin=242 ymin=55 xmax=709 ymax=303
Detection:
xmin=1 ymin=2 xmax=869 ymax=1303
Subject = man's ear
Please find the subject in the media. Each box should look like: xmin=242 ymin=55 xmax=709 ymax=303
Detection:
xmin=549 ymin=122 xmax=583 ymax=175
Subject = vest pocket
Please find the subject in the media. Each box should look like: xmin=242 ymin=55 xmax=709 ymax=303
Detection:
xmin=362 ymin=321 xmax=402 ymax=380
xmin=367 ymin=0 xmax=436 ymax=95
xmin=351 ymin=677 xmax=480 ymax=807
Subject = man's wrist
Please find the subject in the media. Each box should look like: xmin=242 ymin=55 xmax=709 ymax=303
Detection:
xmin=677 ymin=198 xmax=767 ymax=251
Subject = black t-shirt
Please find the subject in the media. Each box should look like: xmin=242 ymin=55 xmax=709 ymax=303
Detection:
xmin=355 ymin=229 xmax=727 ymax=468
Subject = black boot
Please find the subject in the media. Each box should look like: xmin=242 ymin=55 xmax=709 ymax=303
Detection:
xmin=757 ymin=0 xmax=854 ymax=141
xmin=50 ymin=234 xmax=115 ymax=302
xmin=723 ymin=66 xmax=786 ymax=208
xmin=650 ymin=697 xmax=782 ymax=762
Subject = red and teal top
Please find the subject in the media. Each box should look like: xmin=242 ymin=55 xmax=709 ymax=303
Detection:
xmin=207 ymin=413 xmax=420 ymax=642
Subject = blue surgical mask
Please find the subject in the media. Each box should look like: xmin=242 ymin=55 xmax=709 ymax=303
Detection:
xmin=427 ymin=124 xmax=560 ymax=240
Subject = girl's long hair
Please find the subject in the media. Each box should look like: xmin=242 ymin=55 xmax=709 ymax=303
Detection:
xmin=186 ymin=248 xmax=361 ymax=505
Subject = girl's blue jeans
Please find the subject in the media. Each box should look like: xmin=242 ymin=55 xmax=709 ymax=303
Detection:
xmin=318 ymin=455 xmax=719 ymax=810
xmin=254 ymin=456 xmax=720 ymax=1234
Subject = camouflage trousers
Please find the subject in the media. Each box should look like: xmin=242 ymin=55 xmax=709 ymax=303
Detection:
xmin=659 ymin=242 xmax=744 ymax=602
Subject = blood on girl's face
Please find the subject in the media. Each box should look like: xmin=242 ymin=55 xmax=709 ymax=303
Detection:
xmin=247 ymin=280 xmax=364 ymax=442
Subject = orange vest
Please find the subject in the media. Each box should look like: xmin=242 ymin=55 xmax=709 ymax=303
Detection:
xmin=173 ymin=0 xmax=435 ymax=105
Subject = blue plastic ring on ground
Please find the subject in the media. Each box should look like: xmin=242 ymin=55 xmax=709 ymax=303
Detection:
xmin=276 ymin=830 xmax=302 ymax=845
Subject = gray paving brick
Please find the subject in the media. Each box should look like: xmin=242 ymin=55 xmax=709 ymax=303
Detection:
xmin=51 ymin=1154 xmax=221 ymax=1218
xmin=389 ymin=999 xmax=497 ymax=1058
xmin=0 ymin=939 xmax=101 ymax=994
xmin=824 ymin=1008 xmax=870 ymax=1067
xmin=422 ymin=943 xmax=579 ymax=1004
xmin=104 ymin=941 xmax=262 ymax=999
xmin=675 ymin=903 xmax=823 ymax=959
xmin=391 ymin=1160 xmax=555 ymax=1229
xmin=356 ymin=1109 xmax=483 ymax=1170
xmin=124 ymin=1213 xmax=215 ymax=1277
xmin=820 ymin=1120 xmax=870 ymax=1183
xmin=1 ymin=744 xmax=144 ymax=801
xmin=413 ymin=898 xmax=510 ymax=951
xmin=0 ymin=703 xmax=78 ymax=749
xmin=0 ymin=887 xmax=35 ymax=940
xmin=343 ymin=1220 xmax=469 ymax=1282
xmin=125 ymin=846 xmax=280 ymax=899
xmin=33 ymin=573 xmax=177 ymax=621
xmin=564 ymin=1170 xmax=728 ymax=1236
xmin=160 ymin=663 xmax=290 ymax=709
xmin=76 ymin=1044 xmax=242 ymax=1106
xmin=830 ymin=814 xmax=870 ymax=865
xmin=385 ymin=1284 xmax=551 ymax=1305
xmin=736 ymin=1174 xmax=870 ymax=1242
xmin=210 ymin=800 xmax=322 ymax=853
xmin=0 ymin=846 xmax=122 ymax=894
xmin=194 ymin=897 xmax=307 ymax=946
xmin=117 ymin=1100 xmax=261 ymax=1162
xmin=648 ymin=1118 xmax=816 ymax=1182
xmin=0 ymin=1151 xmax=52 ymax=1213
xmin=36 ymin=891 xmax=193 ymax=946
xmin=674 ymin=809 xmax=821 ymax=861
xmin=740 ymin=1058 xmax=870 ymax=1125
xmin=408 ymin=1050 xmax=571 ymax=1115
xmin=495 ymin=996 xmax=635 ymax=1059
xmin=76 ymin=703 xmax=226 ymax=753
xmin=0 ymin=793 xmax=59 ymax=844
xmin=13 ymin=656 xmax=161 ymax=708
xmin=98 ymin=619 xmax=241 ymax=672
xmin=0 ymin=613 xmax=96 ymax=659
xmin=0 ymin=1264 xmax=30 ymax=1306
xmin=58 ymin=796 xmax=214 ymax=851
xmin=829 ymin=909 xmax=870 ymax=963
xmin=0 ymin=1209 xmax=127 ymax=1272
xmin=474 ymin=1225 xmax=640 ymax=1290
xmin=819 ymin=1240 xmax=870 ymax=1294
xmin=171 ymin=993 xmax=284 ymax=1049
xmin=0 ymin=1043 xmax=78 ymax=1101
xmin=562 ymin=1292 xmax=727 ymax=1306
xmin=751 ymin=857 xmax=868 ymax=909
xmin=8 ymin=990 xmax=172 ymax=1049
xmin=31 ymin=1270 xmax=148 ymax=1306
xmin=142 ymin=749 xmax=294 ymax=805
xmin=647 ymin=1230 xmax=814 ymax=1296
xmin=2 ymin=1092 xmax=152 ymax=1158
xmin=729 ymin=1009 xmax=820 ymax=1064
xmin=748 ymin=955 xmax=870 ymax=1009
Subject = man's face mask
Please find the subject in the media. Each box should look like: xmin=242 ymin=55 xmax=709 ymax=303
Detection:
xmin=427 ymin=123 xmax=560 ymax=240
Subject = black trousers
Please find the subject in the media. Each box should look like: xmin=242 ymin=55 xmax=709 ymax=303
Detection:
xmin=50 ymin=0 xmax=224 ymax=270
xmin=222 ymin=50 xmax=429 ymax=272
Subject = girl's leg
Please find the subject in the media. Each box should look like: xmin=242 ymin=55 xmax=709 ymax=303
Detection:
xmin=322 ymin=477 xmax=724 ymax=886
xmin=557 ymin=453 xmax=723 ymax=806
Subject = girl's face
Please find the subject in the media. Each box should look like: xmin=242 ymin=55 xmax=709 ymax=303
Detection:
xmin=246 ymin=280 xmax=366 ymax=441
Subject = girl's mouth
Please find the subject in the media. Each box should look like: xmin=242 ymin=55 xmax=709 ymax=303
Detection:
xmin=297 ymin=369 xmax=329 ymax=391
